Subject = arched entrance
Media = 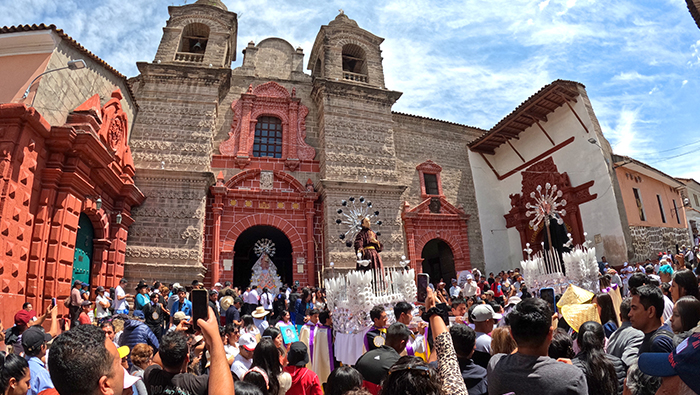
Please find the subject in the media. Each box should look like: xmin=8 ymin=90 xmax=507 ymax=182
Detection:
xmin=72 ymin=213 xmax=94 ymax=286
xmin=421 ymin=239 xmax=456 ymax=285
xmin=233 ymin=225 xmax=293 ymax=289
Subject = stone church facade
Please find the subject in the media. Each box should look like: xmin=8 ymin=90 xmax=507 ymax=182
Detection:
xmin=125 ymin=0 xmax=485 ymax=287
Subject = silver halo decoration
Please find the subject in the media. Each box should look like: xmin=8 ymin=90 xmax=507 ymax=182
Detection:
xmin=335 ymin=196 xmax=381 ymax=247
xmin=525 ymin=183 xmax=567 ymax=229
xmin=254 ymin=238 xmax=276 ymax=257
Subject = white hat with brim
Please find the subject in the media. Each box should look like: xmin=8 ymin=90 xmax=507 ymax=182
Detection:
xmin=471 ymin=304 xmax=503 ymax=322
xmin=252 ymin=306 xmax=270 ymax=319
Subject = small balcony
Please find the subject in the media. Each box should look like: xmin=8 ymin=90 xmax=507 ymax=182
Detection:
xmin=175 ymin=52 xmax=204 ymax=63
xmin=343 ymin=71 xmax=368 ymax=83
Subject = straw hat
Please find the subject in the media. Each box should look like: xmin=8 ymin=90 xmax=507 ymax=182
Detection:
xmin=557 ymin=284 xmax=594 ymax=309
xmin=220 ymin=295 xmax=234 ymax=312
xmin=561 ymin=304 xmax=600 ymax=332
xmin=252 ymin=306 xmax=270 ymax=319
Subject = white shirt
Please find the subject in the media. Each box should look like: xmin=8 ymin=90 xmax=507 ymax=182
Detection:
xmin=231 ymin=353 xmax=252 ymax=379
xmin=260 ymin=293 xmax=273 ymax=310
xmin=475 ymin=332 xmax=492 ymax=354
xmin=247 ymin=289 xmax=259 ymax=305
xmin=113 ymin=285 xmax=127 ymax=311
xmin=449 ymin=285 xmax=461 ymax=298
xmin=96 ymin=294 xmax=110 ymax=318
xmin=224 ymin=344 xmax=239 ymax=359
xmin=463 ymin=281 xmax=478 ymax=297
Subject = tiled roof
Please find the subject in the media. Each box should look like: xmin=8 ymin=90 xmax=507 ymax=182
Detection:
xmin=0 ymin=24 xmax=135 ymax=103
xmin=391 ymin=111 xmax=487 ymax=132
xmin=687 ymin=0 xmax=700 ymax=30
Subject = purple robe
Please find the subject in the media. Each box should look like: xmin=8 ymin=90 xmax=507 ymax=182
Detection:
xmin=354 ymin=228 xmax=383 ymax=271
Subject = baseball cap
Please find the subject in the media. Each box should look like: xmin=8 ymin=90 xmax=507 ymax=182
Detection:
xmin=239 ymin=333 xmax=258 ymax=352
xmin=117 ymin=346 xmax=130 ymax=359
xmin=484 ymin=290 xmax=494 ymax=296
xmin=81 ymin=300 xmax=93 ymax=307
xmin=638 ymin=332 xmax=700 ymax=394
xmin=214 ymin=282 xmax=223 ymax=287
xmin=288 ymin=342 xmax=310 ymax=367
xmin=466 ymin=274 xmax=473 ymax=280
xmin=14 ymin=310 xmax=33 ymax=326
xmin=173 ymin=311 xmax=190 ymax=321
xmin=506 ymin=296 xmax=522 ymax=306
xmin=22 ymin=326 xmax=52 ymax=353
xmin=471 ymin=304 xmax=502 ymax=322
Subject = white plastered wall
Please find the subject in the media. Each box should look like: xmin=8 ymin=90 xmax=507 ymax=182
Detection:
xmin=470 ymin=93 xmax=628 ymax=274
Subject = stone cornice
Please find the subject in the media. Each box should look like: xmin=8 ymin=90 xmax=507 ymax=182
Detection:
xmin=134 ymin=168 xmax=215 ymax=185
xmin=311 ymin=78 xmax=402 ymax=106
xmin=318 ymin=179 xmax=407 ymax=197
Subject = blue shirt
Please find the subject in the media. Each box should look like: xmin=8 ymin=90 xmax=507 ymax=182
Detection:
xmin=27 ymin=356 xmax=53 ymax=395
xmin=172 ymin=299 xmax=192 ymax=317
xmin=135 ymin=293 xmax=150 ymax=310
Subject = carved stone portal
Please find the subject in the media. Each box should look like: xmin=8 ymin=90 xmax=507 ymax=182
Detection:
xmin=504 ymin=157 xmax=596 ymax=257
xmin=219 ymin=81 xmax=316 ymax=166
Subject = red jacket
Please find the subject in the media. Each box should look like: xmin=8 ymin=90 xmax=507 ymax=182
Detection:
xmin=283 ymin=366 xmax=323 ymax=395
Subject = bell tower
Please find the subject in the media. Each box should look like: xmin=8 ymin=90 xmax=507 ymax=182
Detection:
xmin=153 ymin=0 xmax=237 ymax=68
xmin=125 ymin=1 xmax=237 ymax=283
xmin=309 ymin=13 xmax=405 ymax=271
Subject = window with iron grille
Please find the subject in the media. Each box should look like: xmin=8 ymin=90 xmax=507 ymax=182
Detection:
xmin=253 ymin=116 xmax=283 ymax=158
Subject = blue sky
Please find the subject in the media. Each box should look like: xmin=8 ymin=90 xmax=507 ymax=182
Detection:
xmin=2 ymin=0 xmax=699 ymax=180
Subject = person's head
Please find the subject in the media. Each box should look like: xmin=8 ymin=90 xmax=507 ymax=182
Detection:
xmin=209 ymin=290 xmax=218 ymax=302
xmin=234 ymin=381 xmax=264 ymax=395
xmin=471 ymin=304 xmax=502 ymax=331
xmin=628 ymin=273 xmax=648 ymax=292
xmin=638 ymin=332 xmax=700 ymax=395
xmin=450 ymin=298 xmax=467 ymax=318
xmin=82 ymin=300 xmax=93 ymax=312
xmin=238 ymin=333 xmax=258 ymax=360
xmin=319 ymin=310 xmax=332 ymax=326
xmin=0 ymin=353 xmax=30 ymax=395
xmin=449 ymin=324 xmax=476 ymax=359
xmin=508 ymin=298 xmax=553 ymax=350
xmin=601 ymin=256 xmax=607 ymax=263
xmin=21 ymin=327 xmax=50 ymax=358
xmin=242 ymin=314 xmax=255 ymax=329
xmin=280 ymin=310 xmax=290 ymax=323
xmin=308 ymin=308 xmax=320 ymax=324
xmin=234 ymin=297 xmax=243 ymax=309
xmin=74 ymin=280 xmax=83 ymax=289
xmin=619 ymin=297 xmax=632 ymax=323
xmin=629 ymin=285 xmax=664 ymax=332
xmin=158 ymin=331 xmax=189 ymax=372
xmin=379 ymin=356 xmax=439 ymax=395
xmin=659 ymin=264 xmax=674 ymax=283
xmin=130 ymin=343 xmax=153 ymax=370
xmin=660 ymin=282 xmax=672 ymax=298
xmin=369 ymin=305 xmax=387 ymax=328
xmin=325 ymin=366 xmax=363 ymax=395
xmin=119 ymin=278 xmax=127 ymax=287
xmin=384 ymin=322 xmax=410 ymax=354
xmin=177 ymin=288 xmax=186 ymax=302
xmin=251 ymin=338 xmax=282 ymax=395
xmin=671 ymin=270 xmax=700 ymax=302
xmin=172 ymin=312 xmax=190 ymax=327
xmin=483 ymin=290 xmax=494 ymax=301
xmin=594 ymin=293 xmax=619 ymax=327
xmin=224 ymin=323 xmax=239 ymax=346
xmin=548 ymin=328 xmax=574 ymax=359
xmin=262 ymin=327 xmax=283 ymax=349
xmin=394 ymin=302 xmax=413 ymax=325
xmin=671 ymin=296 xmax=700 ymax=334
xmin=21 ymin=303 xmax=32 ymax=312
xmin=301 ymin=288 xmax=312 ymax=303
xmin=361 ymin=217 xmax=370 ymax=229
xmin=576 ymin=321 xmax=618 ymax=394
xmin=49 ymin=324 xmax=123 ymax=395
xmin=490 ymin=326 xmax=517 ymax=355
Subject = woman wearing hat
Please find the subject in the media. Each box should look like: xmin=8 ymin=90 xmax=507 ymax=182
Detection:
xmin=134 ymin=281 xmax=150 ymax=311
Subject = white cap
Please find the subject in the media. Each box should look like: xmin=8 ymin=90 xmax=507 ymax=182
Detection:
xmin=239 ymin=333 xmax=258 ymax=351
xmin=173 ymin=311 xmax=190 ymax=321
xmin=466 ymin=274 xmax=473 ymax=280
xmin=471 ymin=304 xmax=503 ymax=322
xmin=214 ymin=282 xmax=223 ymax=287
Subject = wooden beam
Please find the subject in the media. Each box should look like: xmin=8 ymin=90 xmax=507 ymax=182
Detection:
xmin=497 ymin=136 xmax=575 ymax=180
xmin=534 ymin=120 xmax=555 ymax=146
xmin=507 ymin=139 xmax=526 ymax=163
xmin=554 ymin=92 xmax=590 ymax=134
xmin=523 ymin=111 xmax=548 ymax=123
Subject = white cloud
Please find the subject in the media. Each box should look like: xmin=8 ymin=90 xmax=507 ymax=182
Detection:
xmin=539 ymin=0 xmax=550 ymax=11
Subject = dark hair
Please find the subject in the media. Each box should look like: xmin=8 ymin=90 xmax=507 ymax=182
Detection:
xmin=508 ymin=298 xmax=552 ymax=348
xmin=22 ymin=302 xmax=31 ymax=310
xmin=628 ymin=273 xmax=648 ymax=290
xmin=243 ymin=370 xmax=270 ymax=395
xmin=378 ymin=356 xmax=439 ymax=395
xmin=660 ymin=282 xmax=671 ymax=298
xmin=450 ymin=298 xmax=466 ymax=311
xmin=619 ymin=297 xmax=632 ymax=322
xmin=326 ymin=366 xmax=363 ymax=395
xmin=262 ymin=326 xmax=281 ymax=342
xmin=159 ymin=330 xmax=189 ymax=369
xmin=394 ymin=301 xmax=413 ymax=319
xmin=242 ymin=315 xmax=255 ymax=330
xmin=674 ymin=296 xmax=700 ymax=332
xmin=224 ymin=323 xmax=238 ymax=336
xmin=301 ymin=288 xmax=312 ymax=304
xmin=648 ymin=277 xmax=661 ymax=287
xmin=386 ymin=322 xmax=411 ymax=347
xmin=631 ymin=285 xmax=664 ymax=319
xmin=234 ymin=297 xmax=243 ymax=305
xmin=449 ymin=323 xmax=476 ymax=358
xmin=370 ymin=305 xmax=385 ymax=321
xmin=548 ymin=328 xmax=574 ymax=359
xmin=576 ymin=321 xmax=617 ymax=395
xmin=0 ymin=353 xmax=29 ymax=394
xmin=309 ymin=308 xmax=320 ymax=316
xmin=673 ymin=270 xmax=699 ymax=299
xmin=599 ymin=274 xmax=611 ymax=289
xmin=235 ymin=380 xmax=264 ymax=395
xmin=48 ymin=325 xmax=113 ymax=395
xmin=251 ymin=338 xmax=281 ymax=395
xmin=596 ymin=293 xmax=619 ymax=327
xmin=319 ymin=310 xmax=331 ymax=324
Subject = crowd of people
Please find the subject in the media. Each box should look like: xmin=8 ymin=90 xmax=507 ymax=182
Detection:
xmin=1 ymin=247 xmax=700 ymax=395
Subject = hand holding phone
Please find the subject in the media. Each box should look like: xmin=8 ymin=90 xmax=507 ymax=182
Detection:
xmin=417 ymin=273 xmax=430 ymax=303
xmin=51 ymin=298 xmax=57 ymax=308
xmin=191 ymin=289 xmax=208 ymax=332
